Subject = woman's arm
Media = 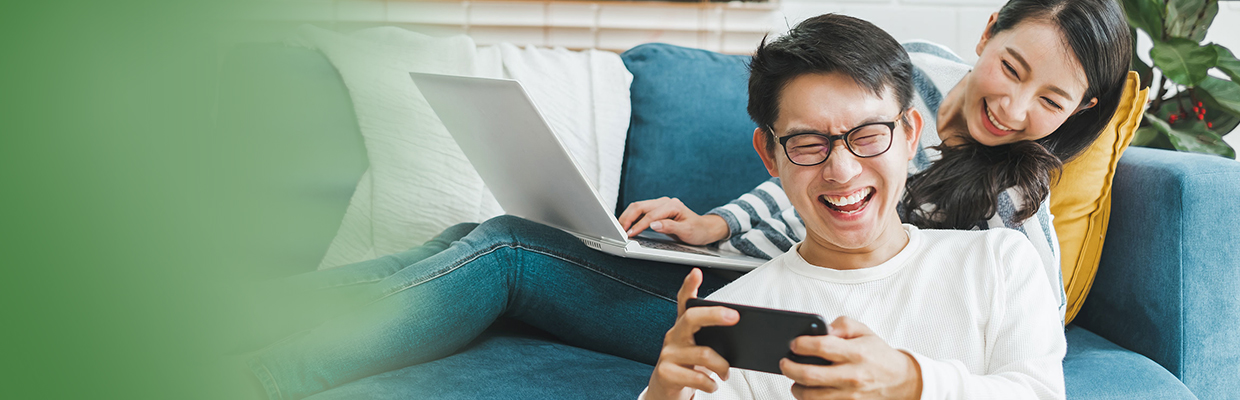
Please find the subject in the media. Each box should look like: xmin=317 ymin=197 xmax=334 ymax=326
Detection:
xmin=615 ymin=177 xmax=802 ymax=259
xmin=618 ymin=197 xmax=731 ymax=245
xmin=705 ymin=178 xmax=801 ymax=259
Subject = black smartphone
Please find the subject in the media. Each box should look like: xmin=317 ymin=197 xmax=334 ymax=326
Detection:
xmin=687 ymin=298 xmax=832 ymax=375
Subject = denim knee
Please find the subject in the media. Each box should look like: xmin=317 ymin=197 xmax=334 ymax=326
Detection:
xmin=478 ymin=215 xmax=537 ymax=232
xmin=467 ymin=215 xmax=549 ymax=247
xmin=436 ymin=222 xmax=480 ymax=242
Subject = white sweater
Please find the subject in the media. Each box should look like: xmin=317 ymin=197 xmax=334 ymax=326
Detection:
xmin=666 ymin=225 xmax=1066 ymax=400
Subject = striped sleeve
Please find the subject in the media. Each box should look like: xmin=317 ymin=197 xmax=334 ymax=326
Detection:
xmin=902 ymin=40 xmax=967 ymax=64
xmin=706 ymin=178 xmax=799 ymax=259
xmin=983 ymin=188 xmax=1066 ymax=324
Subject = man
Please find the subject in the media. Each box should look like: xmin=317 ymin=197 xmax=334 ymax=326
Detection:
xmin=641 ymin=14 xmax=1065 ymax=400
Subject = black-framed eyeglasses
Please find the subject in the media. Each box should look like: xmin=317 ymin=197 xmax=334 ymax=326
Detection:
xmin=770 ymin=117 xmax=900 ymax=166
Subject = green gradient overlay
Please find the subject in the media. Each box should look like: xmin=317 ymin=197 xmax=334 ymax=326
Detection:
xmin=2 ymin=2 xmax=350 ymax=398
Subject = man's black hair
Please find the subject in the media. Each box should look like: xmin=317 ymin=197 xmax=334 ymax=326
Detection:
xmin=748 ymin=13 xmax=915 ymax=151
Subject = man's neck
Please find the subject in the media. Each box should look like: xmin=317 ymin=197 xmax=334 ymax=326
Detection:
xmin=796 ymin=221 xmax=910 ymax=271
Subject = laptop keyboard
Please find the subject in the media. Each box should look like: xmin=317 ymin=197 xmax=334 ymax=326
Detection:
xmin=633 ymin=237 xmax=719 ymax=257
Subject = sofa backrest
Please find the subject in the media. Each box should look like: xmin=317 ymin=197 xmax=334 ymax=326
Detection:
xmin=217 ymin=42 xmax=773 ymax=276
xmin=618 ymin=43 xmax=771 ymax=215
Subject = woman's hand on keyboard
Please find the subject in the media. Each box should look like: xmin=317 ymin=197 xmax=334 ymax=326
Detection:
xmin=618 ymin=197 xmax=729 ymax=246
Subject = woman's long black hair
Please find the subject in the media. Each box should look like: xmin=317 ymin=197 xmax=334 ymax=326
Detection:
xmin=903 ymin=0 xmax=1132 ymax=229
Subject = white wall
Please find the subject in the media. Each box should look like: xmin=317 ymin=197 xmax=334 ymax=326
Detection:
xmin=256 ymin=1 xmax=1240 ymax=62
xmin=780 ymin=0 xmax=993 ymax=64
xmin=235 ymin=0 xmax=1240 ymax=147
xmin=1200 ymin=1 xmax=1240 ymax=149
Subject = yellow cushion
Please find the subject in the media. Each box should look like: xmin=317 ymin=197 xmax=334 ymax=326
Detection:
xmin=1050 ymin=71 xmax=1148 ymax=324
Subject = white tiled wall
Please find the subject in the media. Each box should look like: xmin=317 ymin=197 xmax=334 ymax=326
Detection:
xmin=236 ymin=0 xmax=1240 ymax=144
xmin=247 ymin=1 xmax=1240 ymax=63
xmin=238 ymin=0 xmax=778 ymax=53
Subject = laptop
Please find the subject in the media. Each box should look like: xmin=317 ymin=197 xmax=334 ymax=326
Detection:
xmin=410 ymin=72 xmax=767 ymax=271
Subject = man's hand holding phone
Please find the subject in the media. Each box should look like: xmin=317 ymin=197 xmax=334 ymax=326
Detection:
xmin=646 ymin=268 xmax=737 ymax=400
xmin=646 ymin=269 xmax=925 ymax=400
xmin=779 ymin=317 xmax=923 ymax=400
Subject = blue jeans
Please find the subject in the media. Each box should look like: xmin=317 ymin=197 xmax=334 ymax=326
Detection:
xmin=247 ymin=215 xmax=737 ymax=400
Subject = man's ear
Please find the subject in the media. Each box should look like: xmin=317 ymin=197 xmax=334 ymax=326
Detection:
xmin=904 ymin=108 xmax=925 ymax=160
xmin=976 ymin=12 xmax=999 ymax=56
xmin=753 ymin=127 xmax=780 ymax=177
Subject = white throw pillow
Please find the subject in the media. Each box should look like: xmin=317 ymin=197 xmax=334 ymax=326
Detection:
xmin=298 ymin=26 xmax=630 ymax=269
xmin=299 ymin=26 xmax=504 ymax=269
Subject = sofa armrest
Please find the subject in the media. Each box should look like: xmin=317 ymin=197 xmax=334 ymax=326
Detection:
xmin=1074 ymin=146 xmax=1240 ymax=399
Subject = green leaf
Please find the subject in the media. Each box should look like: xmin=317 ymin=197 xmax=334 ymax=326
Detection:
xmin=1149 ymin=90 xmax=1191 ymax=122
xmin=1150 ymin=38 xmax=1218 ymax=86
xmin=1121 ymin=0 xmax=1166 ymax=38
xmin=1197 ymin=89 xmax=1240 ymax=136
xmin=1197 ymin=76 xmax=1240 ymax=116
xmin=1165 ymin=0 xmax=1203 ymax=35
xmin=1211 ymin=44 xmax=1240 ymax=83
xmin=1154 ymin=89 xmax=1240 ymax=137
xmin=1133 ymin=125 xmax=1176 ymax=150
xmin=1165 ymin=0 xmax=1216 ymax=41
xmin=1145 ymin=113 xmax=1236 ymax=157
xmin=1193 ymin=0 xmax=1219 ymax=42
xmin=1149 ymin=90 xmax=1185 ymax=113
xmin=1133 ymin=126 xmax=1163 ymax=146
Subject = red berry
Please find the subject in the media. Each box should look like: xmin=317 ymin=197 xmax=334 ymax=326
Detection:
xmin=1198 ymin=102 xmax=1203 ymax=107
xmin=1208 ymin=122 xmax=1214 ymax=128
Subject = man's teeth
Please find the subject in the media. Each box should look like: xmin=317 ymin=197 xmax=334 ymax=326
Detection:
xmin=825 ymin=188 xmax=872 ymax=207
xmin=986 ymin=106 xmax=1014 ymax=131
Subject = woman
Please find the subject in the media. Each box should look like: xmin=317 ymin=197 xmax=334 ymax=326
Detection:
xmin=631 ymin=0 xmax=1129 ymax=321
xmin=245 ymin=1 xmax=1131 ymax=398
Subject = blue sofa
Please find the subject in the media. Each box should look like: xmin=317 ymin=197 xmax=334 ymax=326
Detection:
xmin=221 ymin=42 xmax=1240 ymax=400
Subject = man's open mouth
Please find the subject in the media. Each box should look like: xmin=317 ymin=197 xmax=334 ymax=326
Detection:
xmin=819 ymin=188 xmax=875 ymax=214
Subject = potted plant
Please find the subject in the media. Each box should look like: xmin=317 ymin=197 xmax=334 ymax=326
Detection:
xmin=1123 ymin=0 xmax=1240 ymax=158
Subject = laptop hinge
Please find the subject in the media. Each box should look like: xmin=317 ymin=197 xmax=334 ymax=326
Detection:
xmin=569 ymin=232 xmax=629 ymax=251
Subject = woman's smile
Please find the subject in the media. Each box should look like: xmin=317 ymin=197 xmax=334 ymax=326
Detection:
xmin=982 ymin=100 xmax=1017 ymax=137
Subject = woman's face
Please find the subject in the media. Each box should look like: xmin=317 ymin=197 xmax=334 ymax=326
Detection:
xmin=959 ymin=18 xmax=1097 ymax=146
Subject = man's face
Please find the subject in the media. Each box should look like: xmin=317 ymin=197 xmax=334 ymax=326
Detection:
xmin=755 ymin=72 xmax=922 ymax=260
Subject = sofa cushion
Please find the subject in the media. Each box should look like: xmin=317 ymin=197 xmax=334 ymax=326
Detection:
xmin=617 ymin=43 xmax=771 ymax=215
xmin=310 ymin=322 xmax=1193 ymax=399
xmin=1064 ymin=325 xmax=1197 ymax=399
xmin=306 ymin=320 xmax=652 ymax=400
